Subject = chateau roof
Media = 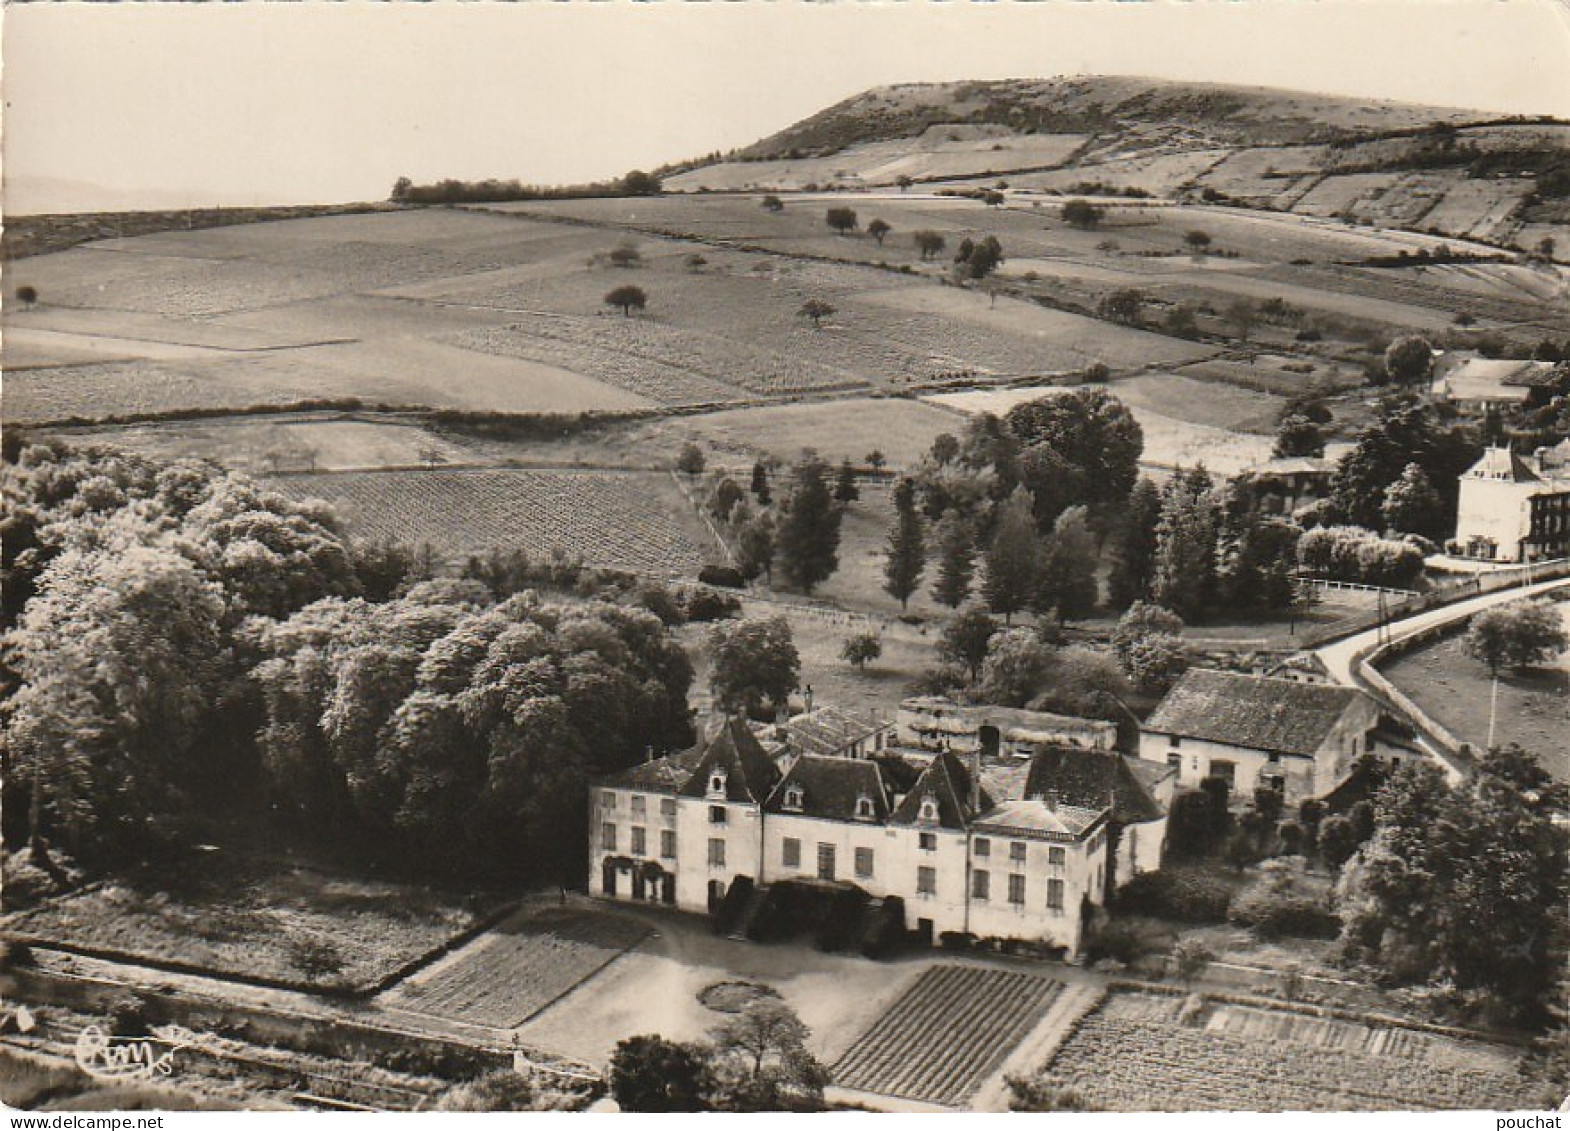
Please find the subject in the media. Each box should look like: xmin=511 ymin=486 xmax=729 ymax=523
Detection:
xmin=972 ymin=799 xmax=1105 ymax=841
xmin=890 ymin=749 xmax=995 ymax=830
xmin=600 ymin=748 xmax=707 ymax=793
xmin=1144 ymin=669 xmax=1365 ymax=758
xmin=677 ymin=716 xmax=783 ymax=804
xmin=764 ymin=754 xmax=890 ymax=822
xmin=1023 ymin=745 xmax=1167 ymax=825
xmin=1466 ymin=447 xmax=1542 ymax=483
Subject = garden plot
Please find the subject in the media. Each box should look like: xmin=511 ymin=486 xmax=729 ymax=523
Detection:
xmin=267 ymin=467 xmax=723 ymax=577
xmin=831 ymin=964 xmax=1064 ymax=1107
xmin=1041 ymin=991 xmax=1537 ymax=1111
xmin=381 ymin=906 xmax=650 ymax=1030
xmin=3 ymin=857 xmax=484 ymax=993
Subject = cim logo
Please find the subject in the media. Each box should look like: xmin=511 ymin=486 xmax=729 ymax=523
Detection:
xmin=72 ymin=1024 xmax=189 ymax=1081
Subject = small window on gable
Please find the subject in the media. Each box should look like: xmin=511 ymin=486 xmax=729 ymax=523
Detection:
xmin=783 ymin=784 xmax=805 ymax=811
xmin=918 ymin=792 xmax=940 ymax=823
xmin=854 ymin=792 xmax=875 ymax=819
xmin=707 ymin=768 xmax=728 ymax=798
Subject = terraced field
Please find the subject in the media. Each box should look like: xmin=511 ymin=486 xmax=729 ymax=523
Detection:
xmin=1041 ymin=992 xmax=1538 ymax=1111
xmin=382 ymin=906 xmax=650 ymax=1030
xmin=831 ymin=964 xmax=1063 ymax=1107
xmin=268 ymin=467 xmax=723 ymax=576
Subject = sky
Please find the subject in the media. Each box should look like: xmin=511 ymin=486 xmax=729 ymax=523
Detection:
xmin=4 ymin=0 xmax=1569 ymax=214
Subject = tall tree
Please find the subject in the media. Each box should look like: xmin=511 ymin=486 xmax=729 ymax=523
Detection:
xmin=1035 ymin=505 xmax=1098 ymax=621
xmin=4 ymin=545 xmax=227 ymax=858
xmin=1006 ymin=388 xmax=1144 ymax=519
xmin=931 ymin=511 xmax=977 ymax=608
xmin=1380 ymin=462 xmax=1445 ymax=540
xmin=939 ymin=605 xmax=1000 ymax=683
xmin=749 ymin=461 xmax=772 ymax=505
xmin=610 ymin=1035 xmax=712 ymax=1112
xmin=1331 ymin=399 xmax=1480 ymax=531
xmin=1337 ymin=758 xmax=1568 ymax=1019
xmin=883 ymin=478 xmax=926 ymax=610
xmin=1150 ymin=468 xmax=1220 ymax=620
xmin=708 ymin=616 xmax=799 ymax=719
xmin=1273 ymin=414 xmax=1327 ymax=459
xmin=775 ymin=457 xmax=841 ymax=594
xmin=705 ymin=1001 xmax=828 ymax=1112
xmin=833 ymin=459 xmax=860 ymax=504
xmin=1107 ymin=477 xmax=1162 ymax=609
xmin=983 ymin=488 xmax=1042 ymax=623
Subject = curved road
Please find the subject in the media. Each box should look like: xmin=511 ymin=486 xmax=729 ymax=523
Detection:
xmin=1311 ymin=575 xmax=1570 ymax=777
xmin=1313 ymin=575 xmax=1570 ymax=687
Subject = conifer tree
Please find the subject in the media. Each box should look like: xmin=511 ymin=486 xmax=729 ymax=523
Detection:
xmin=983 ymin=487 xmax=1042 ymax=623
xmin=883 ymin=478 xmax=926 ymax=610
xmin=776 ymin=457 xmax=841 ymax=594
xmin=931 ymin=511 xmax=977 ymax=608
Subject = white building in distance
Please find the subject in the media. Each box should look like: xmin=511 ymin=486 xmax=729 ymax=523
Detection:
xmin=1451 ymin=447 xmax=1570 ymax=563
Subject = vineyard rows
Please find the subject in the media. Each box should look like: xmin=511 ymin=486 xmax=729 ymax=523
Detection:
xmin=1042 ymin=993 xmax=1537 ymax=1111
xmin=271 ymin=468 xmax=720 ymax=577
xmin=383 ymin=909 xmax=649 ymax=1030
xmin=831 ymin=964 xmax=1063 ymax=1107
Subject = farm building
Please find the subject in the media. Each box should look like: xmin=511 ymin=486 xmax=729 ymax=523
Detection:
xmin=754 ymin=703 xmax=894 ymax=761
xmin=1138 ymin=669 xmax=1383 ymax=803
xmin=1431 ymin=356 xmax=1564 ymax=412
xmin=591 ymin=716 xmax=1162 ymax=956
xmin=1244 ymin=456 xmax=1335 ymax=513
xmin=1450 ymin=446 xmax=1570 ymax=562
xmin=896 ymin=696 xmax=1118 ymax=757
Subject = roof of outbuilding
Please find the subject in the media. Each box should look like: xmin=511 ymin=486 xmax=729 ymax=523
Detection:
xmin=769 ymin=706 xmax=888 ymax=759
xmin=764 ymin=755 xmax=890 ymax=821
xmin=890 ymin=749 xmax=995 ymax=830
xmin=1023 ymin=745 xmax=1167 ymax=825
xmin=677 ymin=716 xmax=783 ymax=804
xmin=1143 ymin=669 xmax=1366 ymax=758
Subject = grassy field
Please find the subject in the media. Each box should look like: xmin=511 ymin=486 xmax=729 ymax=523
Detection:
xmin=268 ymin=467 xmax=726 ymax=577
xmin=1039 ymin=991 xmax=1538 ymax=1111
xmin=1380 ymin=617 xmax=1570 ymax=777
xmin=670 ymin=397 xmax=964 ymax=472
xmin=4 ymin=856 xmax=490 ymax=993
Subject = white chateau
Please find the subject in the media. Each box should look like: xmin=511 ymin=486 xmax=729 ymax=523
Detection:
xmin=1452 ymin=445 xmax=1570 ymax=563
xmin=591 ymin=716 xmax=1172 ymax=957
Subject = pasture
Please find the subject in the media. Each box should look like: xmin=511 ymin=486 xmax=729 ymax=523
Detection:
xmin=1039 ymin=991 xmax=1538 ymax=1111
xmin=267 ymin=467 xmax=724 ymax=577
xmin=1380 ymin=618 xmax=1570 ymax=778
xmin=380 ymin=904 xmax=650 ymax=1030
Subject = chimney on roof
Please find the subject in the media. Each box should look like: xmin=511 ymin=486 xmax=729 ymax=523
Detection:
xmin=1045 ymin=789 xmax=1059 ymax=812
xmin=803 ymin=684 xmax=814 ymax=714
xmin=970 ymin=746 xmax=981 ymax=813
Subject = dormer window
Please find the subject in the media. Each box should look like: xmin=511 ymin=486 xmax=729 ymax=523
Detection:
xmin=707 ymin=768 xmax=728 ymax=799
xmin=783 ymin=784 xmax=805 ymax=811
xmin=854 ymin=792 xmax=875 ymax=820
xmin=918 ymin=792 xmax=940 ymax=823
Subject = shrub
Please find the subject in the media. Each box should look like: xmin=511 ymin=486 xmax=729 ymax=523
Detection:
xmin=1085 ymin=919 xmax=1150 ymax=964
xmin=698 ymin=565 xmax=746 ymax=589
xmin=681 ymin=587 xmax=740 ymax=623
xmin=860 ymin=896 xmax=906 ymax=959
xmin=110 ymin=994 xmax=152 ymax=1037
xmin=1172 ymin=940 xmax=1215 ymax=984
xmin=1115 ymin=869 xmax=1232 ymax=922
xmin=1229 ymin=885 xmax=1340 ymax=939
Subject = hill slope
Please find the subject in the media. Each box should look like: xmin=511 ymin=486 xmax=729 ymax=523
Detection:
xmin=732 ymin=77 xmax=1489 ymax=161
xmin=666 ymin=77 xmax=1569 ymax=256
